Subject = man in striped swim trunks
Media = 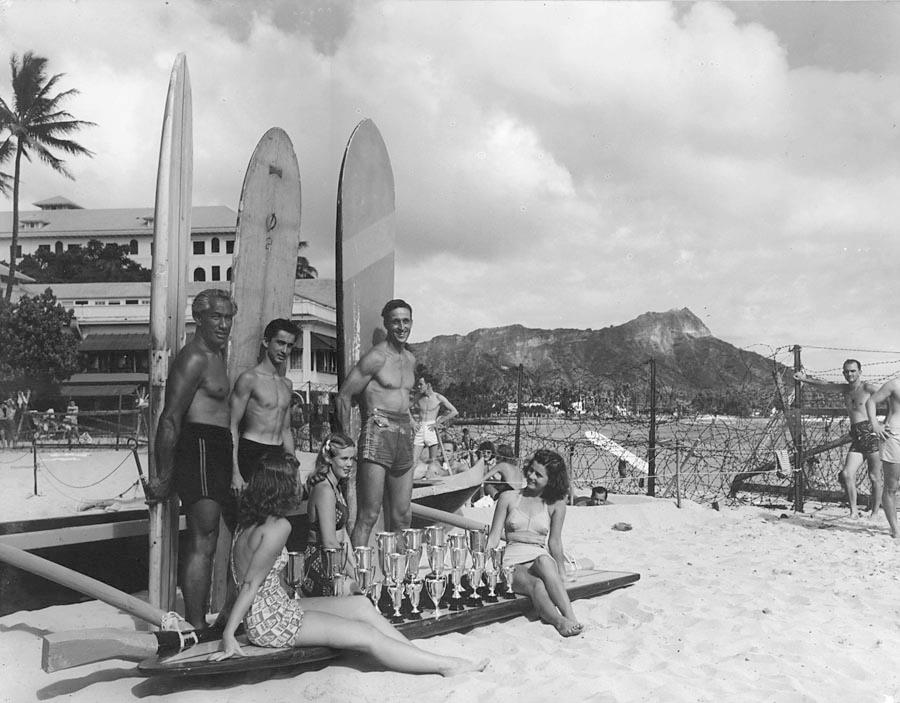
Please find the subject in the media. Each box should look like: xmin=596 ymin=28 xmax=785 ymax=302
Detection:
xmin=146 ymin=288 xmax=236 ymax=629
xmin=795 ymin=359 xmax=883 ymax=519
xmin=337 ymin=299 xmax=417 ymax=549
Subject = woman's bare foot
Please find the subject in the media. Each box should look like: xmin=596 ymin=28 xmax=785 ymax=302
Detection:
xmin=440 ymin=657 xmax=490 ymax=676
xmin=553 ymin=617 xmax=584 ymax=637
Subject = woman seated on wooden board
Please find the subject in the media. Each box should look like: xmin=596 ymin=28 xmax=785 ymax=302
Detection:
xmin=487 ymin=448 xmax=585 ymax=638
xmin=211 ymin=449 xmax=488 ymax=676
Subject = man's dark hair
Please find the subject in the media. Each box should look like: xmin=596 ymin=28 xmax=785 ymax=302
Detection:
xmin=381 ymin=299 xmax=412 ymax=320
xmin=843 ymin=358 xmax=862 ymax=371
xmin=264 ymin=318 xmax=300 ymax=342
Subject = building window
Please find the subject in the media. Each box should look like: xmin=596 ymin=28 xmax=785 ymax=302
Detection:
xmin=226 ymin=267 xmax=232 ymax=281
xmin=75 ymin=300 xmax=88 ymax=305
xmin=37 ymin=244 xmax=50 ymax=253
xmin=193 ymin=267 xmax=206 ymax=282
xmin=129 ymin=239 xmax=138 ymax=255
xmin=211 ymin=237 xmax=220 ymax=253
xmin=67 ymin=244 xmax=81 ymax=252
xmin=290 ymin=349 xmax=303 ymax=370
xmin=211 ymin=266 xmax=220 ymax=281
xmin=55 ymin=241 xmax=63 ymax=254
xmin=226 ymin=240 xmax=234 ymax=254
xmin=108 ymin=300 xmax=121 ymax=306
xmin=125 ymin=299 xmax=139 ymax=305
xmin=313 ymin=350 xmax=337 ymax=375
xmin=193 ymin=241 xmax=205 ymax=255
xmin=14 ymin=245 xmax=21 ymax=258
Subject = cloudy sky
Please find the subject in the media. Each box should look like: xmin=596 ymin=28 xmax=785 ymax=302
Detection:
xmin=2 ymin=1 xmax=899 ymax=379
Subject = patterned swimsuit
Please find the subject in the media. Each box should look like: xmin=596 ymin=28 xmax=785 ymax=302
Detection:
xmin=232 ymin=533 xmax=304 ymax=647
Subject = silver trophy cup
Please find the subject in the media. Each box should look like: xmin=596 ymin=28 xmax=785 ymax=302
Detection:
xmin=286 ymin=551 xmax=305 ymax=600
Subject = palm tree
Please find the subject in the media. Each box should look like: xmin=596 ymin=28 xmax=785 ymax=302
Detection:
xmin=295 ymin=240 xmax=318 ymax=279
xmin=0 ymin=51 xmax=94 ymax=301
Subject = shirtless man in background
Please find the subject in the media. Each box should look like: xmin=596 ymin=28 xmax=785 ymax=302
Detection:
xmin=147 ymin=289 xmax=235 ymax=629
xmin=412 ymin=373 xmax=459 ymax=473
xmin=337 ymin=299 xmax=416 ymax=548
xmin=795 ymin=359 xmax=882 ymax=519
xmin=866 ymin=378 xmax=900 ymax=538
xmin=229 ymin=318 xmax=299 ymax=492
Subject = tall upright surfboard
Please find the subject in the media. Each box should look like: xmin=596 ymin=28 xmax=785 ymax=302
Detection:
xmin=336 ymin=119 xmax=396 ymax=530
xmin=208 ymin=127 xmax=303 ymax=611
xmin=148 ymin=54 xmax=192 ymax=614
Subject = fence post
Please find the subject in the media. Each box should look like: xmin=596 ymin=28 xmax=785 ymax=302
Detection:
xmin=792 ymin=345 xmax=804 ymax=512
xmin=514 ymin=363 xmax=523 ymax=459
xmin=32 ymin=438 xmax=38 ymax=496
xmin=674 ymin=440 xmax=682 ymax=509
xmin=647 ymin=358 xmax=657 ymax=497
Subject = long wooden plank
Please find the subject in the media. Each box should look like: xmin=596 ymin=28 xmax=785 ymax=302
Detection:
xmin=208 ymin=128 xmax=304 ymax=613
xmin=137 ymin=568 xmax=639 ymax=677
xmin=0 ymin=515 xmax=187 ymax=550
xmin=0 ymin=543 xmax=168 ymax=627
xmin=148 ymin=53 xmax=193 ymax=613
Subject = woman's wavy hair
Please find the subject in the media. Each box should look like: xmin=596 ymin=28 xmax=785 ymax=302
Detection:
xmin=238 ymin=451 xmax=300 ymax=528
xmin=306 ymin=431 xmax=356 ymax=495
xmin=525 ymin=448 xmax=569 ymax=504
xmin=495 ymin=443 xmax=516 ymax=464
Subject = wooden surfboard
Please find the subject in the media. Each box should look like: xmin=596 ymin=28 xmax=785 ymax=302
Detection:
xmin=147 ymin=53 xmax=192 ymax=614
xmin=136 ymin=568 xmax=640 ymax=677
xmin=335 ymin=119 xmax=396 ymax=530
xmin=208 ymin=127 xmax=303 ymax=612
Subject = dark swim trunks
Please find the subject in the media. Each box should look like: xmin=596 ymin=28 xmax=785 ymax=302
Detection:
xmin=238 ymin=437 xmax=283 ymax=482
xmin=849 ymin=420 xmax=880 ymax=455
xmin=174 ymin=423 xmax=232 ymax=508
xmin=358 ymin=408 xmax=414 ymax=473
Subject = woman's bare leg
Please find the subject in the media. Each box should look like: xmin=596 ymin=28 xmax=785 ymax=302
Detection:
xmin=301 ymin=594 xmax=408 ymax=643
xmin=295 ymin=611 xmax=488 ymax=676
xmin=512 ymin=564 xmax=582 ymax=637
xmin=529 ymin=556 xmax=580 ymax=621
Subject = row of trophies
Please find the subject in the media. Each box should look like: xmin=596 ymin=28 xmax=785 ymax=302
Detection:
xmin=285 ymin=525 xmax=518 ymax=622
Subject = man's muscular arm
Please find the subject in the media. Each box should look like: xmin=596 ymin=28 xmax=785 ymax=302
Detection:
xmin=335 ymin=349 xmax=385 ymax=434
xmin=229 ymin=371 xmax=255 ymax=492
xmin=866 ymin=381 xmax=896 ymax=439
xmin=149 ymin=350 xmax=204 ymax=502
xmin=281 ymin=379 xmax=295 ymax=456
xmin=434 ymin=393 xmax=459 ymax=427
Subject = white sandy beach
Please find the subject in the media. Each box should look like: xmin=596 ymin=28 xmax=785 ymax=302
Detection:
xmin=2 ymin=488 xmax=900 ymax=702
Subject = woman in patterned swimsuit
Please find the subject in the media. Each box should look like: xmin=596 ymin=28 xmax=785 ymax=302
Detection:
xmin=211 ymin=450 xmax=488 ymax=675
xmin=487 ymin=449 xmax=583 ymax=637
xmin=296 ymin=433 xmax=356 ymax=596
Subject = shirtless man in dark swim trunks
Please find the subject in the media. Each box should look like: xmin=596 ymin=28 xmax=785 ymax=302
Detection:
xmin=229 ymin=318 xmax=299 ymax=490
xmin=795 ymin=359 xmax=883 ymax=519
xmin=337 ymin=299 xmax=416 ymax=548
xmin=146 ymin=289 xmax=236 ymax=629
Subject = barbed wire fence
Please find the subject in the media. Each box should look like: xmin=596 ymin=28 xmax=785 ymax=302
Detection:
xmin=446 ymin=343 xmax=900 ymax=510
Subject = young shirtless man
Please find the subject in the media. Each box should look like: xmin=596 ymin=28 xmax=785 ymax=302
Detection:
xmin=336 ymin=299 xmax=416 ymax=548
xmin=795 ymin=359 xmax=883 ymax=519
xmin=229 ymin=318 xmax=299 ymax=492
xmin=412 ymin=374 xmax=459 ymax=472
xmin=146 ymin=289 xmax=235 ymax=629
xmin=866 ymin=378 xmax=900 ymax=538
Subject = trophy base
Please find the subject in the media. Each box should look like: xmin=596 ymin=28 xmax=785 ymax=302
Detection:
xmin=465 ymin=597 xmax=484 ymax=608
xmin=389 ymin=614 xmax=405 ymax=624
xmin=405 ymin=611 xmax=422 ymax=620
xmin=448 ymin=598 xmax=465 ymax=611
xmin=483 ymin=594 xmax=499 ymax=603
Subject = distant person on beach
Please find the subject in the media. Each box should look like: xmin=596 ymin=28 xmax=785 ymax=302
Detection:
xmin=210 ymin=449 xmax=488 ymax=676
xmin=795 ymin=360 xmax=883 ymax=519
xmin=412 ymin=373 xmax=458 ymax=471
xmin=574 ymin=486 xmax=609 ymax=506
xmin=459 ymin=428 xmax=476 ymax=465
xmin=146 ymin=288 xmax=236 ymax=630
xmin=866 ymin=379 xmax=900 ymax=538
xmin=487 ymin=448 xmax=584 ymax=637
xmin=336 ymin=299 xmax=416 ymax=548
xmin=0 ymin=398 xmax=14 ymax=447
xmin=484 ymin=443 xmax=521 ymax=500
xmin=230 ymin=318 xmax=299 ymax=493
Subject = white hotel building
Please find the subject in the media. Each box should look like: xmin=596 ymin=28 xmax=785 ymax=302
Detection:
xmin=0 ymin=197 xmax=338 ymax=406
